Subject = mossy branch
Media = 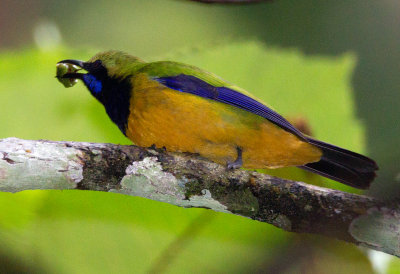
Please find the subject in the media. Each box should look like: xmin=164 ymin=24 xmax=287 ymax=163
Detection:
xmin=0 ymin=138 xmax=398 ymax=257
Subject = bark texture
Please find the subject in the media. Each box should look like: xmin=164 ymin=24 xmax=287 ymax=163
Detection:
xmin=0 ymin=138 xmax=398 ymax=257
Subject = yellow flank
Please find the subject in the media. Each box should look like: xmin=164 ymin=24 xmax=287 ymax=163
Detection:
xmin=126 ymin=74 xmax=322 ymax=168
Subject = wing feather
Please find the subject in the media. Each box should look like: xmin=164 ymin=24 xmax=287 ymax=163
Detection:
xmin=154 ymin=74 xmax=305 ymax=139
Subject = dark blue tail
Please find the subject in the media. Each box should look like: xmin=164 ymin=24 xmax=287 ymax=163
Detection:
xmin=299 ymin=138 xmax=378 ymax=189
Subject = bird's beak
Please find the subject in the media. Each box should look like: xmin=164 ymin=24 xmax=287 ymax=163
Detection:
xmin=58 ymin=59 xmax=85 ymax=68
xmin=56 ymin=59 xmax=86 ymax=88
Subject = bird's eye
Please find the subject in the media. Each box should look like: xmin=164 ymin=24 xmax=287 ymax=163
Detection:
xmin=85 ymin=60 xmax=106 ymax=74
xmin=92 ymin=60 xmax=103 ymax=69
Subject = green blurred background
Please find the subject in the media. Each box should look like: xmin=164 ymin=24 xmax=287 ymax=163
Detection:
xmin=1 ymin=0 xmax=399 ymax=273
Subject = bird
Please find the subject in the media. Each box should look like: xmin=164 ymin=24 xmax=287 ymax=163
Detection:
xmin=57 ymin=50 xmax=378 ymax=189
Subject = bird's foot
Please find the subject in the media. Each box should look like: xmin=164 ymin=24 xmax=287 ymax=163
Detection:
xmin=149 ymin=144 xmax=157 ymax=150
xmin=148 ymin=144 xmax=167 ymax=153
xmin=227 ymin=147 xmax=243 ymax=170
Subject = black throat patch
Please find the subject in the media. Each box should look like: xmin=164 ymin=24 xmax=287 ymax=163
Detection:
xmin=89 ymin=76 xmax=132 ymax=135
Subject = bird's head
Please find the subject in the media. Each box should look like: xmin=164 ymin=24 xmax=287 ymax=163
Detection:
xmin=57 ymin=50 xmax=145 ymax=100
xmin=57 ymin=50 xmax=145 ymax=134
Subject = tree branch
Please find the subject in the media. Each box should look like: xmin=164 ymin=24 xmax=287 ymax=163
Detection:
xmin=0 ymin=138 xmax=398 ymax=257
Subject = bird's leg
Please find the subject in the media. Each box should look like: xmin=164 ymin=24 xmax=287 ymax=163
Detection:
xmin=227 ymin=146 xmax=243 ymax=169
xmin=148 ymin=144 xmax=167 ymax=153
xmin=149 ymin=144 xmax=157 ymax=150
xmin=140 ymin=144 xmax=157 ymax=159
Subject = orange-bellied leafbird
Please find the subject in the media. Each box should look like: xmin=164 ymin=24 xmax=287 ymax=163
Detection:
xmin=57 ymin=51 xmax=378 ymax=189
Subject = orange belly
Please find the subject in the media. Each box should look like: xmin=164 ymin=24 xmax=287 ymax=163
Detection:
xmin=125 ymin=74 xmax=322 ymax=168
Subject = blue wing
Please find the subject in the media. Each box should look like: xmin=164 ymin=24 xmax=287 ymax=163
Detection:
xmin=154 ymin=74 xmax=305 ymax=139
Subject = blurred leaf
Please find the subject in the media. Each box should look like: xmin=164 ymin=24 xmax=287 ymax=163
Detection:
xmin=263 ymin=236 xmax=373 ymax=274
xmin=388 ymin=257 xmax=400 ymax=274
xmin=0 ymin=190 xmax=284 ymax=273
